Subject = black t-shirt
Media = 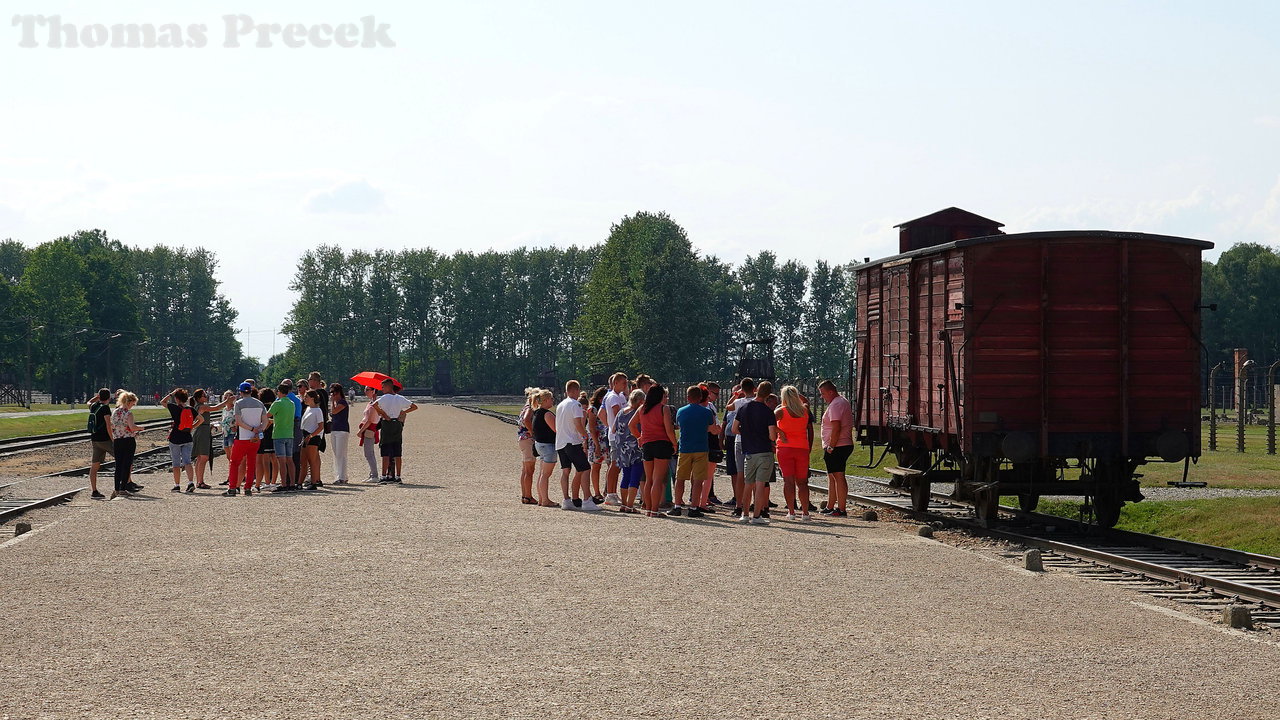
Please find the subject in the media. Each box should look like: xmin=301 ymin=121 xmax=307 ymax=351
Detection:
xmin=532 ymin=408 xmax=555 ymax=444
xmin=736 ymin=400 xmax=777 ymax=455
xmin=90 ymin=402 xmax=110 ymax=442
xmin=167 ymin=402 xmax=194 ymax=444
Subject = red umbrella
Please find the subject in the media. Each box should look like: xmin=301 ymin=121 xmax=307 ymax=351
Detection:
xmin=350 ymin=371 xmax=397 ymax=389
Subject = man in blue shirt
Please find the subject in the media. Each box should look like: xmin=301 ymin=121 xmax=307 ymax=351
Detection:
xmin=672 ymin=385 xmax=721 ymax=518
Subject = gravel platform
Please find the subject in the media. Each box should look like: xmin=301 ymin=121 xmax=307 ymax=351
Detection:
xmin=2 ymin=405 xmax=1278 ymax=719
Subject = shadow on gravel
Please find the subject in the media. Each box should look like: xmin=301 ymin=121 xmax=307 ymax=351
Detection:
xmin=396 ymin=483 xmax=444 ymax=490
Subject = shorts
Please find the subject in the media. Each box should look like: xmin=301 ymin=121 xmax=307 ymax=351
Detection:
xmin=723 ymin=436 xmax=737 ymax=475
xmin=380 ymin=442 xmax=403 ymax=458
xmin=222 ymin=432 xmax=235 ymax=449
xmin=274 ymin=438 xmax=295 ymax=456
xmin=777 ymin=446 xmax=809 ymax=480
xmin=620 ymin=462 xmax=644 ymax=490
xmin=675 ymin=451 xmax=709 ymax=483
xmin=641 ymin=440 xmax=674 ymax=461
xmin=258 ymin=441 xmax=274 ymax=455
xmin=557 ymin=443 xmax=590 ymax=472
xmin=91 ymin=440 xmax=114 ymax=464
xmin=534 ymin=441 xmax=557 ymax=464
xmin=307 ymin=435 xmax=324 ymax=449
xmin=168 ymin=442 xmax=193 ymax=469
xmin=743 ymin=452 xmax=775 ymax=485
xmin=824 ymin=445 xmax=854 ymax=473
xmin=518 ymin=437 xmax=535 ymax=462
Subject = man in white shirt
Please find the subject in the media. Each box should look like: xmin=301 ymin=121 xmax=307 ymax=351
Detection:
xmin=373 ymin=379 xmax=418 ymax=483
xmin=598 ymin=372 xmax=628 ymax=506
xmin=555 ymin=380 xmax=597 ymax=511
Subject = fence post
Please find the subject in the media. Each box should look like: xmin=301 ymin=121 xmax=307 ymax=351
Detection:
xmin=1209 ymin=361 xmax=1223 ymax=452
xmin=1269 ymin=361 xmax=1280 ymax=455
xmin=1238 ymin=360 xmax=1255 ymax=453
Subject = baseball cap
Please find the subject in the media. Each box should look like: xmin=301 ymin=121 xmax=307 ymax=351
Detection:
xmin=238 ymin=381 xmax=254 ymax=393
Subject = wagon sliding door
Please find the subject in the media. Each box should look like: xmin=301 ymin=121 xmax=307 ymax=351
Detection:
xmin=883 ymin=261 xmax=913 ymax=429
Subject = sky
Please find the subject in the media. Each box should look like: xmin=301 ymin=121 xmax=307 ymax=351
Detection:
xmin=3 ymin=0 xmax=1280 ymax=362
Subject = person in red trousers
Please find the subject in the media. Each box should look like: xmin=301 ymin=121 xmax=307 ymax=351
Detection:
xmin=225 ymin=381 xmax=266 ymax=496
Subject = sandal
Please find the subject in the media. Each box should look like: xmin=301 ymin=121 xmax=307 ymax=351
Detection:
xmin=538 ymin=500 xmax=557 ymax=507
xmin=196 ymin=484 xmax=213 ymax=490
xmin=520 ymin=496 xmax=537 ymax=505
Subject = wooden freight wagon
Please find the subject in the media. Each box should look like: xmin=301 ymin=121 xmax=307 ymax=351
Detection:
xmin=853 ymin=208 xmax=1213 ymax=526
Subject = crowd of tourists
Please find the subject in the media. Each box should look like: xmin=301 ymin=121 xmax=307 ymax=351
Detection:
xmin=85 ymin=373 xmax=418 ymax=500
xmin=514 ymin=373 xmax=855 ymax=523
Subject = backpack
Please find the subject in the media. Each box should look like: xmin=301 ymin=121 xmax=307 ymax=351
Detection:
xmin=87 ymin=403 xmax=102 ymax=434
xmin=177 ymin=407 xmax=195 ymax=431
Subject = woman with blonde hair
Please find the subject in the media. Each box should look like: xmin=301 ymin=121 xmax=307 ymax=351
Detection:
xmin=109 ymin=390 xmax=148 ymax=499
xmin=530 ymin=389 xmax=558 ymax=506
xmin=775 ymin=385 xmax=813 ymax=521
xmin=516 ymin=386 xmax=538 ymax=504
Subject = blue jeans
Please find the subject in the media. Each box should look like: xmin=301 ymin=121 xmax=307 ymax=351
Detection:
xmin=274 ymin=437 xmax=295 ymax=456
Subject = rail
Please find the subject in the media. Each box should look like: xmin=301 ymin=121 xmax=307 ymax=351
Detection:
xmin=0 ymin=418 xmax=172 ymax=457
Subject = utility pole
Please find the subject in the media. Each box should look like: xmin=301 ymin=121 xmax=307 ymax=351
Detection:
xmin=386 ymin=318 xmax=393 ymax=374
xmin=23 ymin=317 xmax=32 ymax=408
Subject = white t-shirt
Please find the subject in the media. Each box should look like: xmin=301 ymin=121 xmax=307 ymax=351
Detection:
xmin=603 ymin=390 xmax=627 ymax=429
xmin=554 ymin=397 xmax=585 ymax=450
xmin=376 ymin=393 xmax=412 ymax=420
xmin=301 ymin=406 xmax=323 ymax=434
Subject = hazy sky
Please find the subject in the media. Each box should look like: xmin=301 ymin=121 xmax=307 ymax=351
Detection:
xmin=3 ymin=0 xmax=1279 ymax=361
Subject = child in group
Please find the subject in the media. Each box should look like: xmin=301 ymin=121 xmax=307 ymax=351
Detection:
xmin=300 ymin=389 xmax=325 ymax=490
xmin=611 ymin=389 xmax=646 ymax=513
xmin=586 ymin=386 xmax=609 ymax=505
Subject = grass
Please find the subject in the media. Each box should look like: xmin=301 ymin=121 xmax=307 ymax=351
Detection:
xmin=0 ymin=404 xmax=75 ymax=414
xmin=476 ymin=405 xmax=524 ymax=416
xmin=0 ymin=408 xmax=169 ymax=440
xmin=1012 ymin=495 xmax=1280 ymax=557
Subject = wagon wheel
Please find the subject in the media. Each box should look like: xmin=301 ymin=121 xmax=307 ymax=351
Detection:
xmin=1093 ymin=492 xmax=1122 ymax=528
xmin=1017 ymin=494 xmax=1040 ymax=512
xmin=1091 ymin=460 xmax=1127 ymax=528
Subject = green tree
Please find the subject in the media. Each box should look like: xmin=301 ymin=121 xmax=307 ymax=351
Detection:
xmin=20 ymin=241 xmax=90 ymax=399
xmin=580 ymin=212 xmax=715 ymax=381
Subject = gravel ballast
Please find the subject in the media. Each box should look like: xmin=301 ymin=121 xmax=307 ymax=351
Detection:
xmin=2 ymin=405 xmax=1278 ymax=719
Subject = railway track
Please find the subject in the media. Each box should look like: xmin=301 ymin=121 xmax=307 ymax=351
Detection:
xmin=0 ymin=417 xmax=171 ymax=457
xmin=455 ymin=403 xmax=1280 ymax=628
xmin=813 ymin=475 xmax=1280 ymax=628
xmin=0 ymin=487 xmax=85 ymax=525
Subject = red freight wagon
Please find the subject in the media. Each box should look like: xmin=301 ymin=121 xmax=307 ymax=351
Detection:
xmin=853 ymin=208 xmax=1212 ymax=526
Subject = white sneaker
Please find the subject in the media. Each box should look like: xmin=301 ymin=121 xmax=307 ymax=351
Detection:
xmin=750 ymin=516 xmax=771 ymax=525
xmin=603 ymin=493 xmax=621 ymax=506
xmin=800 ymin=513 xmax=813 ymax=522
xmin=785 ymin=512 xmax=798 ymax=521
xmin=582 ymin=498 xmax=602 ymax=512
xmin=737 ymin=513 xmax=751 ymax=523
xmin=560 ymin=498 xmax=575 ymax=510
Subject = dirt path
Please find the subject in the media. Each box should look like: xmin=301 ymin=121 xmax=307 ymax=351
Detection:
xmin=2 ymin=405 xmax=1277 ymax=719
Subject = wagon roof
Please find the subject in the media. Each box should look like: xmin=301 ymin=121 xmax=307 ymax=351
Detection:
xmin=893 ymin=207 xmax=1003 ymax=228
xmin=852 ymin=230 xmax=1215 ymax=270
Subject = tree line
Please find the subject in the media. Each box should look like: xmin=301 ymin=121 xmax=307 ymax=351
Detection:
xmin=267 ymin=212 xmax=859 ymax=393
xmin=1201 ymin=242 xmax=1280 ymax=370
xmin=0 ymin=231 xmax=257 ymax=402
